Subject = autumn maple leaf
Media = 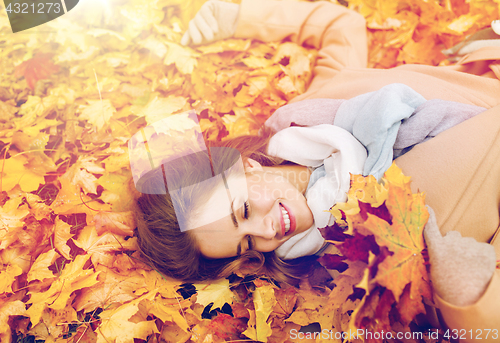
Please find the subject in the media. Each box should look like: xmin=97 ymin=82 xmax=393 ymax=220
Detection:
xmin=353 ymin=179 xmax=431 ymax=302
xmin=14 ymin=53 xmax=60 ymax=90
xmin=206 ymin=313 xmax=247 ymax=341
xmin=327 ymin=163 xmax=433 ymax=338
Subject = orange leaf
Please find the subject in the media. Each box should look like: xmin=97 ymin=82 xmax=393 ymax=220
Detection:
xmin=54 ymin=217 xmax=75 ymax=260
xmin=352 ymin=169 xmax=430 ymax=302
xmin=14 ymin=53 xmax=60 ymax=90
xmin=93 ymin=211 xmax=135 ymax=236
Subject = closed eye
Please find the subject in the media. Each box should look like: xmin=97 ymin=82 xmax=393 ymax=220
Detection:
xmin=243 ymin=201 xmax=250 ymax=219
xmin=247 ymin=235 xmax=253 ymax=250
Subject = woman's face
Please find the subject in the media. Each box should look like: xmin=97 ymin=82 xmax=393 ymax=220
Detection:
xmin=191 ymin=159 xmax=314 ymax=259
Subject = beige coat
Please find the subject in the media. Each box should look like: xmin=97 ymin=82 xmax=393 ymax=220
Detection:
xmin=235 ymin=0 xmax=500 ymax=338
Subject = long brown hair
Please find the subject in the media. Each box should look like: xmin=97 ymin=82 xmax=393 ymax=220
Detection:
xmin=134 ymin=128 xmax=317 ymax=285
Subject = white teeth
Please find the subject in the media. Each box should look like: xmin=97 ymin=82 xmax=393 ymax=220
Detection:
xmin=281 ymin=207 xmax=290 ymax=233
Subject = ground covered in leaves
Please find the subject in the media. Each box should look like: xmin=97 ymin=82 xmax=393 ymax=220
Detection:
xmin=0 ymin=0 xmax=499 ymax=342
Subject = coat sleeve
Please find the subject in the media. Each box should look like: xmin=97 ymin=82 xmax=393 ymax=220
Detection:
xmin=433 ymin=270 xmax=500 ymax=342
xmin=395 ymin=102 xmax=500 ymax=340
xmin=234 ymin=0 xmax=368 ymax=101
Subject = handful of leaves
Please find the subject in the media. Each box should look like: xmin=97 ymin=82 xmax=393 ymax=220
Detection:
xmin=318 ymin=163 xmax=433 ymax=340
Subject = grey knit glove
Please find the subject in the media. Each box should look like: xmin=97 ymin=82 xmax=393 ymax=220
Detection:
xmin=180 ymin=0 xmax=240 ymax=46
xmin=424 ymin=206 xmax=496 ymax=306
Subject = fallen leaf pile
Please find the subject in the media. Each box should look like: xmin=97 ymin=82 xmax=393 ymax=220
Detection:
xmin=0 ymin=0 xmax=498 ymax=341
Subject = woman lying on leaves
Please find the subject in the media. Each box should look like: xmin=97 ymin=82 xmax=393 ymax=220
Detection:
xmin=134 ymin=0 xmax=500 ymax=338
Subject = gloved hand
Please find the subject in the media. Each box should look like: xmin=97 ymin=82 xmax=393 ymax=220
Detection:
xmin=442 ymin=20 xmax=500 ymax=59
xmin=424 ymin=206 xmax=496 ymax=306
xmin=180 ymin=0 xmax=240 ymax=46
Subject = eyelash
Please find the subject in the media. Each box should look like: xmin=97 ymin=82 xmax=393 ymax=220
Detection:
xmin=247 ymin=235 xmax=253 ymax=250
xmin=243 ymin=201 xmax=250 ymax=219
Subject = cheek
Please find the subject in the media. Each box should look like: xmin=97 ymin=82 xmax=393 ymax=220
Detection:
xmin=254 ymin=238 xmax=282 ymax=252
xmin=248 ymin=181 xmax=275 ymax=202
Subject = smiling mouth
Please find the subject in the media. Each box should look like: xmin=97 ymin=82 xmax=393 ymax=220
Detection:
xmin=281 ymin=205 xmax=291 ymax=233
xmin=279 ymin=203 xmax=295 ymax=236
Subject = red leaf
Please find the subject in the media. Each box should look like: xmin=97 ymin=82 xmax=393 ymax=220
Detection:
xmin=206 ymin=313 xmax=247 ymax=341
xmin=337 ymin=232 xmax=380 ymax=263
xmin=358 ymin=200 xmax=392 ymax=225
xmin=318 ymin=222 xmax=351 ymax=242
xmin=14 ymin=53 xmax=60 ymax=90
xmin=317 ymin=253 xmax=348 ymax=272
xmin=231 ymin=302 xmax=250 ymax=319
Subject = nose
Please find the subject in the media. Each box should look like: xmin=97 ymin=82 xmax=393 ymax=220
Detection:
xmin=248 ymin=215 xmax=276 ymax=240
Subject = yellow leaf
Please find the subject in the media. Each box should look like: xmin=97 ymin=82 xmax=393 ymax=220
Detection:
xmin=14 ymin=95 xmax=56 ymax=129
xmin=0 ymin=196 xmax=29 ymax=233
xmin=381 ymin=162 xmax=411 ymax=188
xmin=52 ymin=167 xmax=111 ymax=216
xmin=140 ymin=35 xmax=168 ymax=58
xmin=78 ymin=99 xmax=116 ymax=131
xmin=243 ymin=283 xmax=276 ymax=342
xmin=84 ymin=77 xmax=121 ymax=95
xmin=101 ymin=151 xmax=130 ymax=173
xmin=26 ymin=302 xmax=46 ymax=328
xmin=194 ymin=278 xmax=234 ymax=309
xmin=0 ymin=300 xmax=26 ymax=342
xmin=0 ymin=100 xmax=18 ymax=122
xmin=0 ymin=263 xmax=23 ymax=293
xmin=143 ymin=297 xmax=190 ymax=332
xmin=348 ymin=258 xmax=372 ymax=335
xmin=272 ymin=42 xmax=314 ymax=80
xmin=241 ymin=55 xmax=273 ymax=68
xmin=275 ymin=75 xmax=298 ymax=101
xmin=197 ymin=39 xmax=252 ymax=54
xmin=72 ymin=225 xmax=137 ymax=266
xmin=1 ymin=156 xmax=45 ymax=192
xmin=28 ymin=255 xmax=100 ymax=313
xmin=120 ymin=1 xmax=165 ymax=32
xmin=25 ymin=193 xmax=52 ymax=220
xmin=97 ymin=292 xmax=159 ymax=343
xmin=171 ymin=0 xmax=206 ymax=28
xmin=74 ymin=268 xmax=148 ymax=312
xmin=149 ymin=109 xmax=197 ymax=134
xmin=27 ymin=249 xmax=60 ymax=282
xmin=164 ymin=42 xmax=199 ymax=74
xmin=93 ymin=211 xmax=135 ymax=236
xmin=447 ymin=14 xmax=483 ymax=35
xmin=131 ymin=95 xmax=188 ymax=125
xmin=87 ymin=28 xmax=127 ymax=42
xmin=54 ymin=218 xmax=74 ymax=260
xmin=56 ymin=45 xmax=100 ymax=63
